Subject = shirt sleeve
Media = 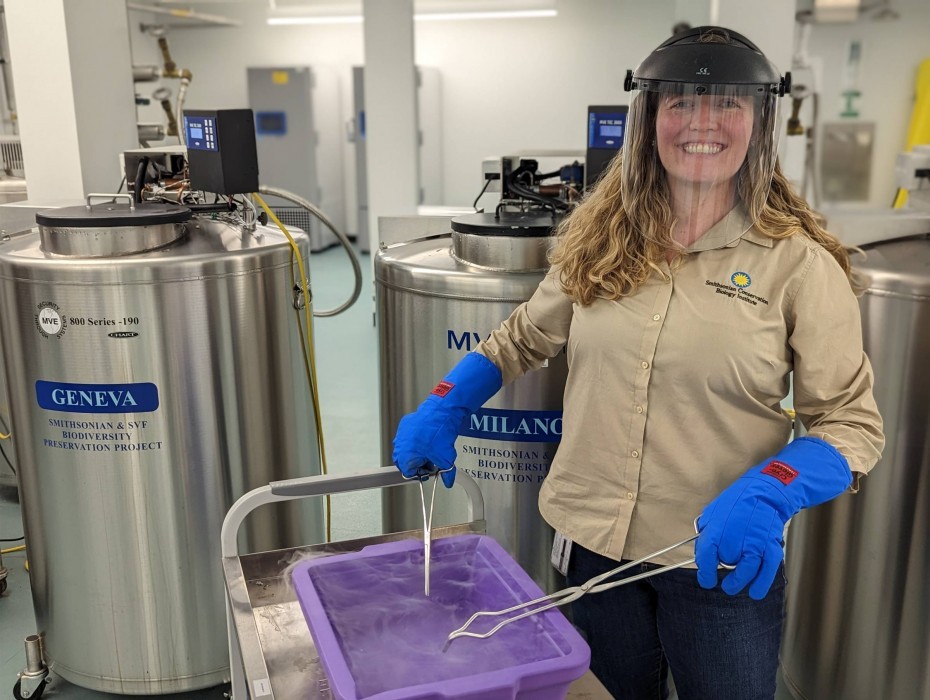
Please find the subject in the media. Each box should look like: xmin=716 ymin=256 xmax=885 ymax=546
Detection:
xmin=475 ymin=266 xmax=574 ymax=385
xmin=789 ymin=246 xmax=885 ymax=479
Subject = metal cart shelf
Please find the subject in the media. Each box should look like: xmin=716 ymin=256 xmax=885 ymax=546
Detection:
xmin=221 ymin=467 xmax=610 ymax=699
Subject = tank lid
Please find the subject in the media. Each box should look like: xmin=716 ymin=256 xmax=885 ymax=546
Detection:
xmin=451 ymin=211 xmax=561 ymax=237
xmin=35 ymin=201 xmax=192 ymax=228
xmin=859 ymin=236 xmax=930 ymax=299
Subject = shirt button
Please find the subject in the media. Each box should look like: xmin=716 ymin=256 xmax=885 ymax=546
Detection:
xmin=631 ymin=450 xmax=640 ymax=458
xmin=627 ymin=492 xmax=635 ymax=500
xmin=636 ymin=405 xmax=644 ymax=413
xmin=652 ymin=314 xmax=661 ymax=321
xmin=641 ymin=361 xmax=650 ymax=369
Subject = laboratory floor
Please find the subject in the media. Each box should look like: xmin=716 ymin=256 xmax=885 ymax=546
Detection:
xmin=0 ymin=243 xmax=795 ymax=699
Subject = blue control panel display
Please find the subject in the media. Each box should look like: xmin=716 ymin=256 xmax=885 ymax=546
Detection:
xmin=256 ymin=111 xmax=287 ymax=136
xmin=184 ymin=115 xmax=218 ymax=151
xmin=588 ymin=112 xmax=627 ymax=150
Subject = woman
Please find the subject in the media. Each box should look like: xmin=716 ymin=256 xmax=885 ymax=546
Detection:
xmin=393 ymin=27 xmax=883 ymax=700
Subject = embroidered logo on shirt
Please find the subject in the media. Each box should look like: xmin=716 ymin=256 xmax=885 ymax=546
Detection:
xmin=431 ymin=381 xmax=455 ymax=398
xmin=731 ymin=271 xmax=751 ymax=288
xmin=704 ymin=278 xmax=769 ymax=306
xmin=761 ymin=460 xmax=799 ymax=485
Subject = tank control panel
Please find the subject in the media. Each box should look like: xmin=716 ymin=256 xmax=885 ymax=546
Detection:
xmin=585 ymin=105 xmax=628 ymax=190
xmin=183 ymin=108 xmax=259 ymax=195
xmin=185 ymin=115 xmax=218 ymax=152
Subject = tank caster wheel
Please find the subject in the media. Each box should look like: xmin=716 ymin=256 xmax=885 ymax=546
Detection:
xmin=0 ymin=578 xmax=7 ymax=596
xmin=15 ymin=635 xmax=49 ymax=700
xmin=13 ymin=677 xmax=48 ymax=700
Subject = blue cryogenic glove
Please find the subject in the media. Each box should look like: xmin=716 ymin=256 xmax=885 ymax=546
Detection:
xmin=696 ymin=436 xmax=853 ymax=600
xmin=392 ymin=352 xmax=503 ymax=488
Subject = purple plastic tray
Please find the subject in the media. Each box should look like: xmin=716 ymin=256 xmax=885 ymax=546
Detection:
xmin=291 ymin=534 xmax=590 ymax=700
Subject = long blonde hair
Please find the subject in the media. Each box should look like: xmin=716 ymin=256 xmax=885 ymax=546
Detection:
xmin=550 ymin=104 xmax=853 ymax=306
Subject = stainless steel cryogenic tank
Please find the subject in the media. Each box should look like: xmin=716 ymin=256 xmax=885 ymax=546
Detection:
xmin=378 ymin=213 xmax=568 ymax=593
xmin=0 ymin=200 xmax=323 ymax=695
xmin=782 ymin=235 xmax=930 ymax=700
xmin=0 ymin=225 xmax=31 ymax=488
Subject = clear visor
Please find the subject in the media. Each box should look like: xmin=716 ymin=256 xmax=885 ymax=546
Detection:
xmin=620 ymin=83 xmax=781 ymax=246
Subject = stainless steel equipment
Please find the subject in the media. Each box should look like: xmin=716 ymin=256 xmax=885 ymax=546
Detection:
xmin=0 ymin=177 xmax=26 ymax=204
xmin=402 ymin=465 xmax=450 ymax=598
xmin=0 ymin=198 xmax=323 ymax=694
xmin=221 ymin=467 xmax=611 ymax=699
xmin=0 ymin=135 xmax=24 ymax=178
xmin=222 ymin=468 xmax=485 ymax=700
xmin=447 ymin=528 xmax=703 ymax=647
xmin=0 ymin=200 xmax=80 ymax=489
xmin=377 ymin=211 xmax=568 ymax=593
xmin=782 ymin=234 xmax=930 ymax=700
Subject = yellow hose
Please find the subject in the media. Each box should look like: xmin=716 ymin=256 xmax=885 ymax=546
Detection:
xmin=1 ymin=544 xmax=24 ymax=554
xmin=252 ymin=194 xmax=331 ymax=541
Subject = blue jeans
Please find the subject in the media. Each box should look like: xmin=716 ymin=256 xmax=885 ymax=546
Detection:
xmin=567 ymin=544 xmax=785 ymax=700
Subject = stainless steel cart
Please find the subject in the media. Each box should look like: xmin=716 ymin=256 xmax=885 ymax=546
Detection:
xmin=221 ymin=467 xmax=610 ymax=699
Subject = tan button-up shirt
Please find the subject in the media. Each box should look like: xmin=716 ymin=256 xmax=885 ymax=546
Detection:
xmin=475 ymin=206 xmax=884 ymax=566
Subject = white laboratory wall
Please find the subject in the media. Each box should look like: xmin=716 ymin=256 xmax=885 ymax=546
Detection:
xmin=414 ymin=0 xmax=673 ymax=206
xmin=7 ymin=0 xmax=138 ymax=199
xmin=123 ymin=0 xmax=930 ymax=212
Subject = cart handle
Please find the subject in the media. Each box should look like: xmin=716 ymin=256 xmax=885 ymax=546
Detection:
xmin=220 ymin=466 xmax=485 ymax=558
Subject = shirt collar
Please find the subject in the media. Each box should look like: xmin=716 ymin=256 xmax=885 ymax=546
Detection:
xmin=685 ymin=204 xmax=773 ymax=252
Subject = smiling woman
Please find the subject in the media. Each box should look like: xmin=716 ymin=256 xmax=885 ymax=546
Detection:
xmin=655 ymin=92 xmax=754 ymax=190
xmin=504 ymin=26 xmax=882 ymax=700
xmin=389 ymin=24 xmax=884 ymax=700
xmin=618 ymin=28 xmax=785 ymax=252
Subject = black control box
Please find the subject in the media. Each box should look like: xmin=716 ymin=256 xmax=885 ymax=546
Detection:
xmin=183 ymin=109 xmax=259 ymax=195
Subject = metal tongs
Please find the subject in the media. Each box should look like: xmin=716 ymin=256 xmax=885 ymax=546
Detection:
xmin=402 ymin=463 xmax=453 ymax=597
xmin=444 ymin=517 xmax=727 ymax=648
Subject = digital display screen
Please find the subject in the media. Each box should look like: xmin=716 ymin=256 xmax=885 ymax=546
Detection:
xmin=256 ymin=111 xmax=287 ymax=136
xmin=588 ymin=112 xmax=627 ymax=150
xmin=184 ymin=116 xmax=218 ymax=152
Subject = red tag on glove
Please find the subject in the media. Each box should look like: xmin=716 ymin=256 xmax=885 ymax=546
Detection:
xmin=761 ymin=460 xmax=799 ymax=486
xmin=431 ymin=381 xmax=454 ymax=398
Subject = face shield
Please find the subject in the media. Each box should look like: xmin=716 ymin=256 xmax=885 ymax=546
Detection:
xmin=621 ymin=27 xmax=789 ymax=244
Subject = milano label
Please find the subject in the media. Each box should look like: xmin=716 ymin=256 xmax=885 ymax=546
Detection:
xmin=461 ymin=408 xmax=563 ymax=443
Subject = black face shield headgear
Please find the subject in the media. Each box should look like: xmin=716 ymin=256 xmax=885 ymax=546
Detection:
xmin=621 ymin=27 xmax=791 ymax=237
